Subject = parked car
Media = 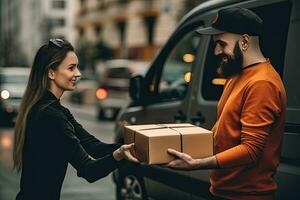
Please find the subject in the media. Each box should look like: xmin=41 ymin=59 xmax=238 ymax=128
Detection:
xmin=95 ymin=59 xmax=149 ymax=120
xmin=0 ymin=67 xmax=30 ymax=125
xmin=112 ymin=0 xmax=300 ymax=199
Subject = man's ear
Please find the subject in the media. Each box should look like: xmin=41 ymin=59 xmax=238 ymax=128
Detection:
xmin=48 ymin=69 xmax=55 ymax=80
xmin=241 ymin=34 xmax=250 ymax=51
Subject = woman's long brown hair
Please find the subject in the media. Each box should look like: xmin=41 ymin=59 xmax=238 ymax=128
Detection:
xmin=13 ymin=40 xmax=74 ymax=172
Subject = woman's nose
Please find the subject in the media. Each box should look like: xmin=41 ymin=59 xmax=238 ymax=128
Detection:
xmin=75 ymin=68 xmax=81 ymax=77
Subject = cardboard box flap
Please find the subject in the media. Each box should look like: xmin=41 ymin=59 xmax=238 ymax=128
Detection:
xmin=172 ymin=127 xmax=212 ymax=135
xmin=161 ymin=123 xmax=194 ymax=128
xmin=138 ymin=128 xmax=180 ymax=137
xmin=125 ymin=123 xmax=194 ymax=132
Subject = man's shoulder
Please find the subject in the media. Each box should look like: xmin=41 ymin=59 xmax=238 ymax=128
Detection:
xmin=247 ymin=63 xmax=283 ymax=88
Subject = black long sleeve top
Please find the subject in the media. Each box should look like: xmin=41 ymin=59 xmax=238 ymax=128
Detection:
xmin=16 ymin=91 xmax=123 ymax=200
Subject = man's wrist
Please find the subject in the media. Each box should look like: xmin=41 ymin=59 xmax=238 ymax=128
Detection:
xmin=194 ymin=156 xmax=218 ymax=169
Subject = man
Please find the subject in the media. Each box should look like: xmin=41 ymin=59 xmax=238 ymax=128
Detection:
xmin=166 ymin=7 xmax=286 ymax=200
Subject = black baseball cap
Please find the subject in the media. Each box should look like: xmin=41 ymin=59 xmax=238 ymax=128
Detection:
xmin=197 ymin=7 xmax=263 ymax=36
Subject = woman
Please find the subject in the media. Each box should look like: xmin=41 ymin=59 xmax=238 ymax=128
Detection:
xmin=13 ymin=39 xmax=137 ymax=200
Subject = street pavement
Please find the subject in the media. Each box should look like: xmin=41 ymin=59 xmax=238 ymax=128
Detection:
xmin=0 ymin=101 xmax=118 ymax=200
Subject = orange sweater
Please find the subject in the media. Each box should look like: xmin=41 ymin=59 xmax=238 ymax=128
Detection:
xmin=210 ymin=60 xmax=286 ymax=199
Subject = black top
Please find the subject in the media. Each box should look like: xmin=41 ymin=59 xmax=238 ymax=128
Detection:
xmin=16 ymin=91 xmax=123 ymax=200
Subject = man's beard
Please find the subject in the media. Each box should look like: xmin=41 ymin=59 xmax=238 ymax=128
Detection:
xmin=217 ymin=41 xmax=243 ymax=78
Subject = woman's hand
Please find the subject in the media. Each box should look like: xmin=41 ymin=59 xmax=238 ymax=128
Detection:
xmin=113 ymin=143 xmax=139 ymax=163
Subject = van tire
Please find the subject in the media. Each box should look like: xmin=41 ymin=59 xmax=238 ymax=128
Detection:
xmin=116 ymin=171 xmax=147 ymax=200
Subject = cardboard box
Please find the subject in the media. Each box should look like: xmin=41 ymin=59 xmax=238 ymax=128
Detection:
xmin=124 ymin=123 xmax=213 ymax=164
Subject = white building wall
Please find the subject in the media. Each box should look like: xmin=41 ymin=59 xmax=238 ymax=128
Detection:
xmin=45 ymin=0 xmax=78 ymax=45
xmin=20 ymin=0 xmax=44 ymax=65
xmin=126 ymin=16 xmax=147 ymax=47
xmin=19 ymin=0 xmax=78 ymax=64
xmin=154 ymin=0 xmax=183 ymax=45
xmin=102 ymin=20 xmax=119 ymax=48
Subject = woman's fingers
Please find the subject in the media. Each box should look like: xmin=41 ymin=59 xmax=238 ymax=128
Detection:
xmin=120 ymin=144 xmax=139 ymax=163
xmin=123 ymin=150 xmax=139 ymax=163
xmin=121 ymin=143 xmax=134 ymax=151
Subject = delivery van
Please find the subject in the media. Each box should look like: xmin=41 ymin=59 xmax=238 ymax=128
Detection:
xmin=112 ymin=0 xmax=300 ymax=199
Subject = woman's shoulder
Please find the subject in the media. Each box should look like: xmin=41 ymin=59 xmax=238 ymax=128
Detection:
xmin=33 ymin=101 xmax=66 ymax=122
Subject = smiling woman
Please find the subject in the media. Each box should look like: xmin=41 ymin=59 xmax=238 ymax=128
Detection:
xmin=13 ymin=39 xmax=138 ymax=200
xmin=47 ymin=51 xmax=81 ymax=97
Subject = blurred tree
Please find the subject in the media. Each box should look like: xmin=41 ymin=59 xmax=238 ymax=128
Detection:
xmin=76 ymin=39 xmax=113 ymax=72
xmin=117 ymin=0 xmax=129 ymax=4
xmin=93 ymin=40 xmax=114 ymax=61
xmin=76 ymin=41 xmax=90 ymax=71
xmin=41 ymin=17 xmax=54 ymax=43
xmin=0 ymin=35 xmax=27 ymax=67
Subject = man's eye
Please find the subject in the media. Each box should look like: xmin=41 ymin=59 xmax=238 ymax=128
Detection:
xmin=219 ymin=42 xmax=225 ymax=48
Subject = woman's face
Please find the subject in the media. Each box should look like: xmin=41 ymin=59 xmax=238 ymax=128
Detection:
xmin=49 ymin=51 xmax=81 ymax=93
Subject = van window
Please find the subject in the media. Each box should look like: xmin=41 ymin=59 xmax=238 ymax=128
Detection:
xmin=201 ymin=1 xmax=291 ymax=101
xmin=158 ymin=30 xmax=201 ymax=101
xmin=201 ymin=39 xmax=224 ymax=101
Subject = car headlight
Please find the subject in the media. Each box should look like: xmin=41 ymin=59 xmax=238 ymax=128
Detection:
xmin=1 ymin=90 xmax=10 ymax=100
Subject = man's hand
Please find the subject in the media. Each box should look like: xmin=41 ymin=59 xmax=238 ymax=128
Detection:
xmin=113 ymin=143 xmax=139 ymax=163
xmin=165 ymin=149 xmax=199 ymax=170
xmin=166 ymin=149 xmax=218 ymax=170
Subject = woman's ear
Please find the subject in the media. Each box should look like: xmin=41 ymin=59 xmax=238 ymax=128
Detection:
xmin=48 ymin=69 xmax=55 ymax=80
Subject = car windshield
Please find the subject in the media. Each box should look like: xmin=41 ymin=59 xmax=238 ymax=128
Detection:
xmin=0 ymin=74 xmax=29 ymax=84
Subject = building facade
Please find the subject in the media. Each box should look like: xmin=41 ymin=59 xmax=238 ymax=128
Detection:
xmin=0 ymin=0 xmax=78 ymax=66
xmin=75 ymin=0 xmax=184 ymax=60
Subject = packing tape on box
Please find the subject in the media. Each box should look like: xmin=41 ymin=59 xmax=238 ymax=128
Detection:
xmin=131 ymin=124 xmax=193 ymax=153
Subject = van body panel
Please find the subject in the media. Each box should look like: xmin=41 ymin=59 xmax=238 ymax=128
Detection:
xmin=114 ymin=0 xmax=300 ymax=199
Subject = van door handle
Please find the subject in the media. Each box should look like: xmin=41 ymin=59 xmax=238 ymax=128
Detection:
xmin=191 ymin=112 xmax=205 ymax=126
xmin=174 ymin=110 xmax=187 ymax=122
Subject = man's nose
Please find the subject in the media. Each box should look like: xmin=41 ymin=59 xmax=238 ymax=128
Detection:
xmin=214 ymin=44 xmax=223 ymax=56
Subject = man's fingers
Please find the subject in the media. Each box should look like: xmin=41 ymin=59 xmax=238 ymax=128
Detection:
xmin=167 ymin=149 xmax=182 ymax=157
xmin=167 ymin=149 xmax=191 ymax=161
xmin=166 ymin=159 xmax=184 ymax=168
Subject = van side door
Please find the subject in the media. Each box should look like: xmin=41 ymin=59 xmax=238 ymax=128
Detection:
xmin=276 ymin=0 xmax=300 ymax=198
xmin=118 ymin=25 xmax=204 ymax=199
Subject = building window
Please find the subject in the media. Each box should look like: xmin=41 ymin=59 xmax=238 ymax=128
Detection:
xmin=52 ymin=0 xmax=65 ymax=9
xmin=52 ymin=18 xmax=66 ymax=27
xmin=94 ymin=25 xmax=101 ymax=36
xmin=79 ymin=28 xmax=84 ymax=37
